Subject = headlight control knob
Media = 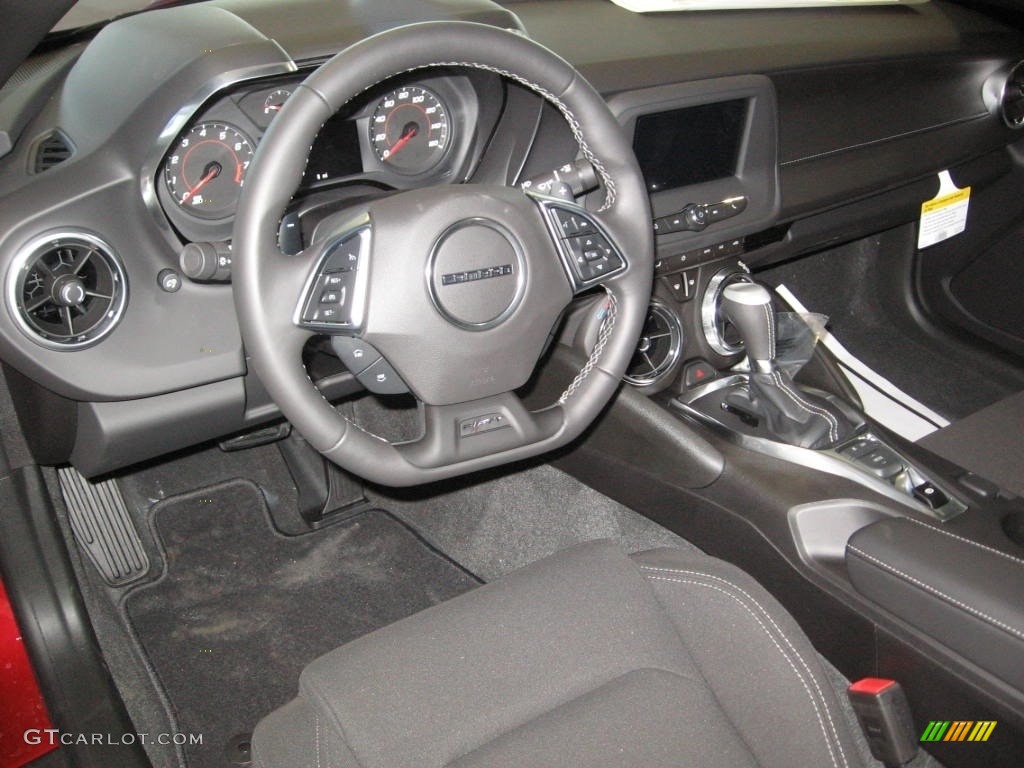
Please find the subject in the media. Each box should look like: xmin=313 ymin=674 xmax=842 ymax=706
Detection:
xmin=179 ymin=241 xmax=232 ymax=282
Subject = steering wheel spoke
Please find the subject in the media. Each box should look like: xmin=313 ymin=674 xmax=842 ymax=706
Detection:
xmin=529 ymin=193 xmax=628 ymax=293
xmin=398 ymin=394 xmax=564 ymax=470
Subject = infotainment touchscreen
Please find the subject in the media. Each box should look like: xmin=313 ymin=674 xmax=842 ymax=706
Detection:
xmin=632 ymin=99 xmax=747 ymax=192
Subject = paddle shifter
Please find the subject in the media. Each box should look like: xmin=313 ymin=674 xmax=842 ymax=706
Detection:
xmin=721 ymin=283 xmax=853 ymax=449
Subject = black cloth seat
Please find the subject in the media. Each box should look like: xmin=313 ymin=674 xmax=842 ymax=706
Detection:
xmin=252 ymin=540 xmax=865 ymax=768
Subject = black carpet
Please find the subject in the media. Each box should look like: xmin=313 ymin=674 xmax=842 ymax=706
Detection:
xmin=125 ymin=480 xmax=480 ymax=768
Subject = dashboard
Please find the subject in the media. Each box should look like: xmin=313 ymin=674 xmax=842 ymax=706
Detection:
xmin=0 ymin=0 xmax=1022 ymax=477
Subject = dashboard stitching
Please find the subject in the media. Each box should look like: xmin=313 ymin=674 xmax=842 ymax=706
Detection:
xmin=846 ymin=545 xmax=1024 ymax=641
xmin=643 ymin=571 xmax=848 ymax=768
xmin=559 ymin=287 xmax=616 ymax=404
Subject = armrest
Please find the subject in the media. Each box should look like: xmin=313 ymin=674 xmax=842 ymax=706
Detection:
xmin=846 ymin=517 xmax=1024 ymax=692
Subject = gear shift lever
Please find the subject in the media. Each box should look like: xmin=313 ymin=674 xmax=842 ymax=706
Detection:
xmin=722 ymin=283 xmax=776 ymax=371
xmin=719 ymin=282 xmax=852 ymax=449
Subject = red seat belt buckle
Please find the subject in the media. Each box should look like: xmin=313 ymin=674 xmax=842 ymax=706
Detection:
xmin=847 ymin=678 xmax=919 ymax=767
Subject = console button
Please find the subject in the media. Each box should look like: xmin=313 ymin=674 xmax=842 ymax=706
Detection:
xmin=684 ymin=360 xmax=716 ymax=388
xmin=704 ymin=196 xmax=748 ymax=223
xmin=839 ymin=438 xmax=878 ymax=460
xmin=913 ymin=482 xmax=950 ymax=510
xmin=663 ymin=268 xmax=698 ymax=302
xmin=858 ymin=447 xmax=904 ymax=479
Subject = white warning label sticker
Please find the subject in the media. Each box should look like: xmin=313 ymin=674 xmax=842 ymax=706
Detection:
xmin=918 ymin=170 xmax=970 ymax=249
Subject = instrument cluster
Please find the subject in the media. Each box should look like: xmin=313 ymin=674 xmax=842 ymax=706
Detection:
xmin=156 ymin=71 xmax=479 ymax=243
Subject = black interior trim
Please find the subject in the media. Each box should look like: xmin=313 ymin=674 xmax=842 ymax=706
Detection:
xmin=0 ymin=465 xmax=148 ymax=768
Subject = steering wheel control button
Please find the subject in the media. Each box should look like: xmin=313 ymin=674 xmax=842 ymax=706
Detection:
xmin=296 ymin=227 xmax=369 ymax=331
xmin=565 ymin=232 xmax=622 ymax=282
xmin=302 ymin=271 xmax=355 ymax=323
xmin=538 ymin=201 xmax=627 ymax=290
xmin=427 ymin=220 xmax=525 ymax=330
xmin=323 ymin=239 xmax=360 ymax=273
xmin=458 ymin=413 xmax=507 ymax=438
xmin=552 ymin=208 xmax=596 ymax=238
xmin=357 ymin=358 xmax=408 ymax=395
xmin=330 ymin=337 xmax=381 ymax=375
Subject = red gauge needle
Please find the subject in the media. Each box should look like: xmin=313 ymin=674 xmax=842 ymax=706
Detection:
xmin=181 ymin=161 xmax=222 ymax=204
xmin=387 ymin=123 xmax=419 ymax=158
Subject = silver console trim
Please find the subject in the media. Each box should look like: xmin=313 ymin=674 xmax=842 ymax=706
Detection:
xmin=671 ymin=386 xmax=965 ymax=521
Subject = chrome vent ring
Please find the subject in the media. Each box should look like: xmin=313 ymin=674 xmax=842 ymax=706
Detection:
xmin=701 ymin=267 xmax=753 ymax=357
xmin=7 ymin=231 xmax=128 ymax=350
xmin=624 ymin=299 xmax=683 ymax=387
xmin=984 ymin=60 xmax=1024 ymax=129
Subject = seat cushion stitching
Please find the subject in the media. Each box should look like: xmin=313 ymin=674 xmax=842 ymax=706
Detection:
xmin=314 ymin=712 xmax=322 ymax=768
xmin=846 ymin=545 xmax=1024 ymax=640
xmin=638 ymin=565 xmax=850 ymax=768
xmin=902 ymin=517 xmax=1024 ymax=567
xmin=641 ymin=568 xmax=848 ymax=768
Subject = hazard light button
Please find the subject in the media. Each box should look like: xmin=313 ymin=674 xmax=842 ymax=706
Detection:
xmin=684 ymin=360 xmax=716 ymax=388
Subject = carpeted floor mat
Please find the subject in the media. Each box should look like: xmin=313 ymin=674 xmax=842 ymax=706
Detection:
xmin=124 ymin=480 xmax=480 ymax=768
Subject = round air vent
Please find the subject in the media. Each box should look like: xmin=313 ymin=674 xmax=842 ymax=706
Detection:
xmin=984 ymin=60 xmax=1024 ymax=129
xmin=624 ymin=299 xmax=683 ymax=387
xmin=701 ymin=267 xmax=753 ymax=356
xmin=7 ymin=232 xmax=127 ymax=350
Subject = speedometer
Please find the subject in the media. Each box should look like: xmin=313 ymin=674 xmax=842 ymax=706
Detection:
xmin=163 ymin=122 xmax=255 ymax=220
xmin=369 ymin=85 xmax=451 ymax=175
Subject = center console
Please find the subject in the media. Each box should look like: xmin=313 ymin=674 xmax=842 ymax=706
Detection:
xmin=555 ymin=73 xmax=1024 ymax=764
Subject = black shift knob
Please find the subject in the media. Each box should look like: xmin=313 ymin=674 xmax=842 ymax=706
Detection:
xmin=722 ymin=282 xmax=775 ymax=367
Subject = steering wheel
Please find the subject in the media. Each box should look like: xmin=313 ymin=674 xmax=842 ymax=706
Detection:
xmin=232 ymin=21 xmax=653 ymax=486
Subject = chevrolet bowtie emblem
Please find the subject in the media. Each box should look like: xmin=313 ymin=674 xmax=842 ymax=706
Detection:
xmin=441 ymin=264 xmax=513 ymax=286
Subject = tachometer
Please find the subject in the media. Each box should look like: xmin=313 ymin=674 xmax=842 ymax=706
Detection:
xmin=369 ymin=85 xmax=451 ymax=175
xmin=163 ymin=122 xmax=255 ymax=220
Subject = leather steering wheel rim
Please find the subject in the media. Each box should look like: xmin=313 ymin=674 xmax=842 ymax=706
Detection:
xmin=232 ymin=21 xmax=653 ymax=486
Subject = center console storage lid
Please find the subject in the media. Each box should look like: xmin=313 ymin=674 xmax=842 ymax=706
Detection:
xmin=846 ymin=517 xmax=1024 ymax=692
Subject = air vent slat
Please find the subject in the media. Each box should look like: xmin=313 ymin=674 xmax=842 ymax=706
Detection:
xmin=33 ymin=131 xmax=73 ymax=173
xmin=7 ymin=232 xmax=127 ymax=350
